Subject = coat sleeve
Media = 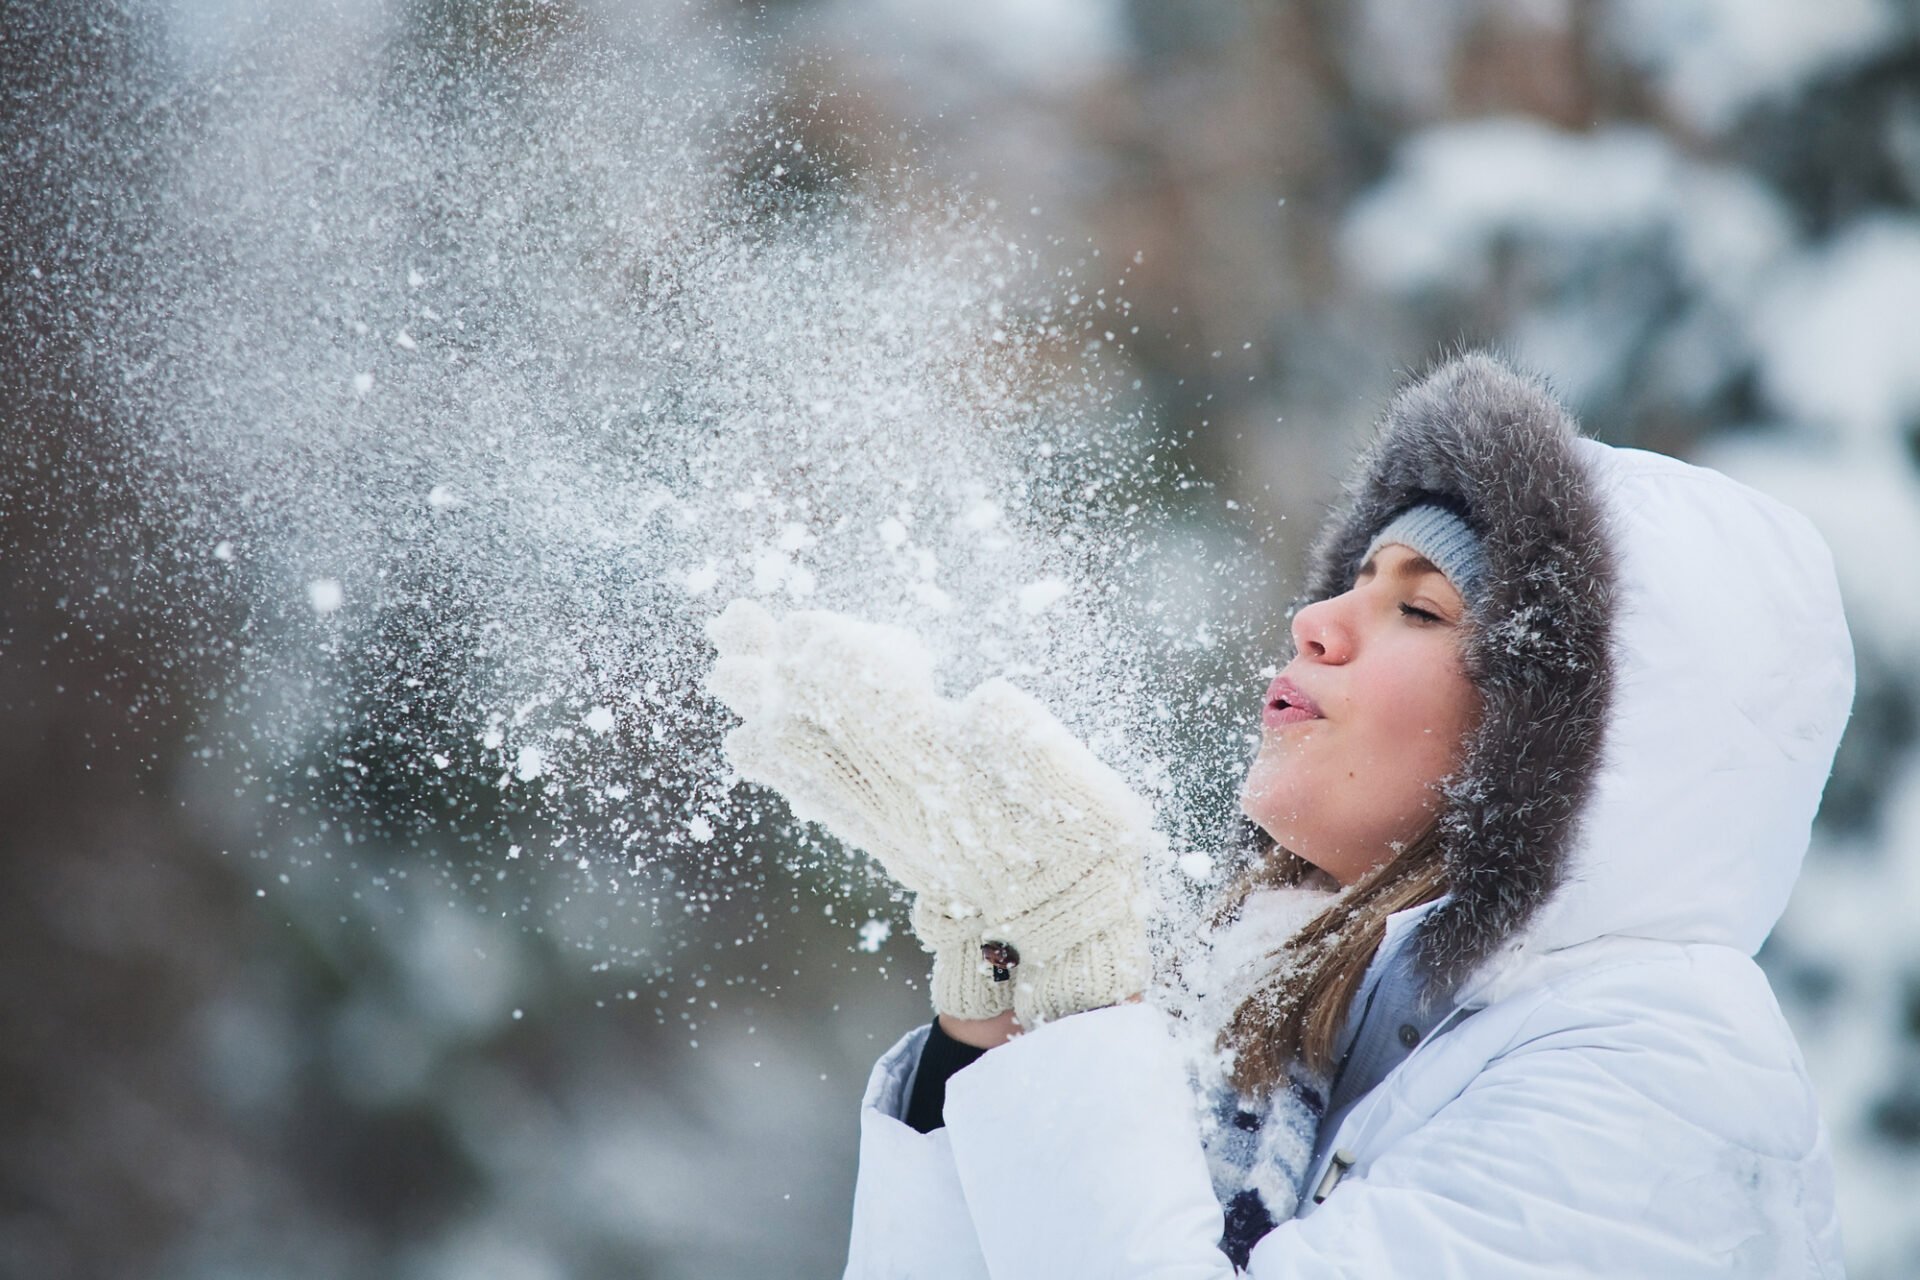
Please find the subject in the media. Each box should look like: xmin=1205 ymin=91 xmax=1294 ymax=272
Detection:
xmin=844 ymin=1025 xmax=994 ymax=1280
xmin=1241 ymin=970 xmax=1845 ymax=1278
xmin=942 ymin=1004 xmax=1238 ymax=1280
xmin=942 ymin=969 xmax=1840 ymax=1280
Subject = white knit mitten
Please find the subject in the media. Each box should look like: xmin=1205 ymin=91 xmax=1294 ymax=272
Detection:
xmin=705 ymin=598 xmax=1158 ymax=1026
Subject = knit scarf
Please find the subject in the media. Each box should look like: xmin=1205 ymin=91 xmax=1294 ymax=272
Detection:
xmin=1177 ymin=885 xmax=1337 ymax=1269
xmin=1198 ymin=1067 xmax=1327 ymax=1268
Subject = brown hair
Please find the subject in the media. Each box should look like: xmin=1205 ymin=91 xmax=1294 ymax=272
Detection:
xmin=1216 ymin=819 xmax=1450 ymax=1095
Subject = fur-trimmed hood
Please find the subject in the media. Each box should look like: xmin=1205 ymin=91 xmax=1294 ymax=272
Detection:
xmin=1293 ymin=352 xmax=1855 ymax=995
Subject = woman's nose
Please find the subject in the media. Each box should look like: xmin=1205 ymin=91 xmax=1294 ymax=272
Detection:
xmin=1290 ymin=593 xmax=1352 ymax=662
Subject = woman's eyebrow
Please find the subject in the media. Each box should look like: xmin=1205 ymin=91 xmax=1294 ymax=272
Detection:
xmin=1357 ymin=552 xmax=1444 ymax=580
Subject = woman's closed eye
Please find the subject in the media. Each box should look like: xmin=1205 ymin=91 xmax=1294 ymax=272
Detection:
xmin=1398 ymin=602 xmax=1445 ymax=624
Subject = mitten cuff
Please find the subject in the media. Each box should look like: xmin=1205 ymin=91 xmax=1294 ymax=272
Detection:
xmin=911 ymin=896 xmax=1015 ymax=1021
xmin=930 ymin=946 xmax=1016 ymax=1021
xmin=969 ymin=860 xmax=1149 ymax=1024
xmin=1012 ymin=921 xmax=1151 ymax=1027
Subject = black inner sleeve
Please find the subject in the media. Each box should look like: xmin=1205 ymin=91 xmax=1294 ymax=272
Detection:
xmin=903 ymin=1019 xmax=989 ymax=1134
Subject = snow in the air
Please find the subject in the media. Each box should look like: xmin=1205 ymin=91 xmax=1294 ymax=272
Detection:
xmin=306 ymin=578 xmax=344 ymax=614
xmin=12 ymin=0 xmax=1918 ymax=1276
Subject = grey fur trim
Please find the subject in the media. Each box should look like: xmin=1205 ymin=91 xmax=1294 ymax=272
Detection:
xmin=1291 ymin=351 xmax=1619 ymax=992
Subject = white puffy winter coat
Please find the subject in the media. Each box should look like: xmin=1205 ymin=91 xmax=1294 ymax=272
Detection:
xmin=843 ymin=409 xmax=1856 ymax=1277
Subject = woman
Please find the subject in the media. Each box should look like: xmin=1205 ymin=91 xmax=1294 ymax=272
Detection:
xmin=707 ymin=352 xmax=1855 ymax=1277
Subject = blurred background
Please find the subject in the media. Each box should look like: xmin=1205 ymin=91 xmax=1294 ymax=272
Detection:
xmin=6 ymin=0 xmax=1920 ymax=1277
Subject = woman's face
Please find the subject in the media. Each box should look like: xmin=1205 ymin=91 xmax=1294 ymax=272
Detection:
xmin=1239 ymin=542 xmax=1481 ymax=886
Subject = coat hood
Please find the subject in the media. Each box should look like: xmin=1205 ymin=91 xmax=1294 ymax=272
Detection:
xmin=1293 ymin=352 xmax=1855 ymax=992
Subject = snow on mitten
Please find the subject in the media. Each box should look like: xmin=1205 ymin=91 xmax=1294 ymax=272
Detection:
xmin=705 ymin=598 xmax=1011 ymax=1019
xmin=706 ymin=599 xmax=954 ymax=881
xmin=703 ymin=598 xmax=1159 ymax=1026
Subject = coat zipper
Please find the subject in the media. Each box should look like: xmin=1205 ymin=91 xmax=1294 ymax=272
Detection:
xmin=1311 ymin=1149 xmax=1356 ymax=1204
xmin=1305 ymin=1002 xmax=1482 ymax=1207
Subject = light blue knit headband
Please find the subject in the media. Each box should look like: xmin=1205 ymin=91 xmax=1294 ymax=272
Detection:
xmin=1362 ymin=503 xmax=1489 ymax=608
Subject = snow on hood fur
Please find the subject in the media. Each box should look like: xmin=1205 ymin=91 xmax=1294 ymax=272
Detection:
xmin=1293 ymin=352 xmax=1856 ymax=994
